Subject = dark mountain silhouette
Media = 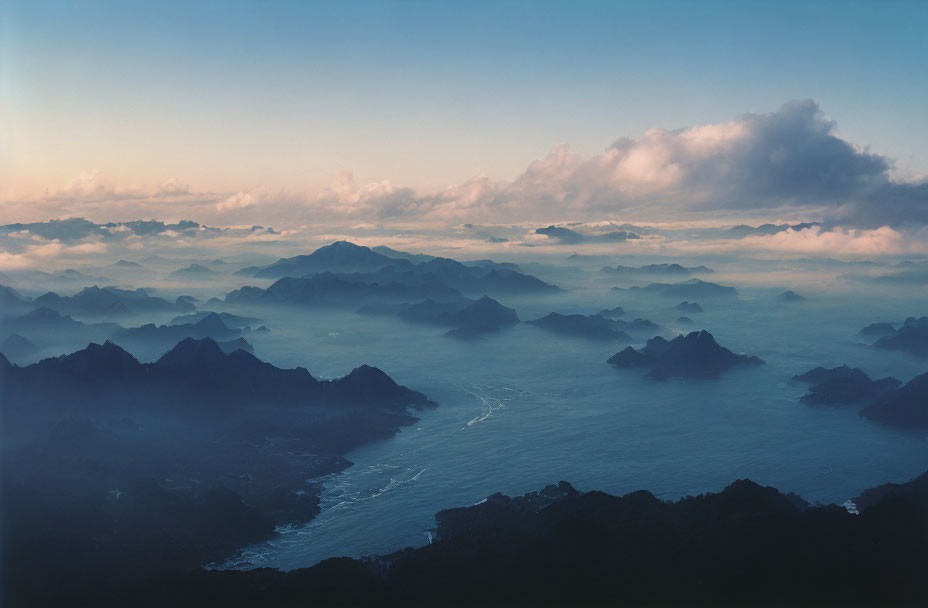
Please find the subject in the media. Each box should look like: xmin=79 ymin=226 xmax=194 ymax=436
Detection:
xmin=535 ymin=225 xmax=639 ymax=244
xmin=853 ymin=470 xmax=928 ymax=511
xmin=397 ymin=298 xmax=472 ymax=324
xmin=227 ymin=272 xmax=464 ymax=307
xmin=33 ymin=285 xmax=195 ymax=317
xmin=1 ymin=307 xmax=119 ymax=349
xmin=442 ymin=296 xmax=520 ymax=339
xmin=461 ymin=258 xmax=522 ymax=273
xmin=373 ymin=246 xmax=521 ymax=273
xmin=253 ymin=241 xmax=409 ymax=278
xmin=793 ymin=365 xmax=901 ymax=405
xmin=371 ymin=245 xmax=435 ymax=264
xmin=112 ymin=313 xmax=241 ymax=354
xmin=10 ymin=306 xmax=88 ymax=330
xmin=239 ymin=242 xmax=558 ymax=300
xmin=348 ymin=256 xmax=558 ymax=297
xmin=677 ymin=316 xmax=694 ymax=325
xmin=0 ymin=335 xmax=437 ymax=606
xmin=1 ymin=333 xmax=41 ymax=362
xmin=53 ymin=268 xmax=109 ymax=283
xmin=724 ymin=222 xmax=822 ymax=238
xmin=608 ymin=330 xmax=763 ymax=379
xmin=676 ymin=300 xmax=704 ymax=313
xmin=0 ymin=284 xmax=31 ymax=315
xmin=859 ymin=322 xmax=896 ymax=337
xmin=169 ymin=263 xmax=218 ymax=279
xmin=5 ymin=336 xmax=434 ymax=412
xmin=872 ymin=325 xmax=928 ymax=356
xmin=860 ymin=371 xmax=928 ymax=428
xmin=0 ymin=217 xmax=203 ymax=242
xmin=446 ymin=296 xmax=519 ymax=329
xmin=37 ymin=472 xmax=928 ymax=608
xmin=0 ymin=306 xmax=119 ymax=345
xmin=616 ymin=278 xmax=737 ymax=298
xmin=601 ymin=263 xmax=713 ymax=275
xmin=216 ymin=337 xmax=253 ymax=355
xmin=903 ymin=316 xmax=928 ymax=329
xmin=169 ymin=311 xmax=262 ymax=328
xmin=397 ymin=296 xmax=519 ymax=339
xmin=528 ymin=313 xmax=632 ymax=342
xmin=325 ymin=364 xmax=436 ymax=408
xmin=595 ymin=305 xmax=625 ymax=319
xmin=615 ymin=317 xmax=660 ymax=333
xmin=224 ymin=285 xmax=266 ymax=303
xmin=779 ymin=290 xmax=805 ymax=301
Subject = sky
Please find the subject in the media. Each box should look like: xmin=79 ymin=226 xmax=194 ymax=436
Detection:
xmin=1 ymin=0 xmax=926 ymax=229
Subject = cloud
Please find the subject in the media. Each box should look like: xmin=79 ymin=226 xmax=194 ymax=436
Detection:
xmin=0 ymin=238 xmax=109 ymax=270
xmin=739 ymin=225 xmax=910 ymax=255
xmin=832 ymin=181 xmax=928 ymax=228
xmin=157 ymin=177 xmax=190 ymax=196
xmin=313 ymin=169 xmax=421 ymax=218
xmin=534 ymin=224 xmax=640 ymax=245
xmin=41 ymin=170 xmax=192 ymax=204
xmin=217 ymin=190 xmax=263 ymax=212
xmin=4 ymin=100 xmax=925 ymax=230
xmin=289 ymin=100 xmax=923 ymax=228
xmin=477 ymin=100 xmax=916 ymax=225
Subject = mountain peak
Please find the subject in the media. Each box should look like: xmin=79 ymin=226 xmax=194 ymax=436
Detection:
xmin=157 ymin=337 xmax=227 ymax=367
xmin=325 ymin=240 xmax=363 ymax=250
xmin=20 ymin=306 xmax=65 ymax=320
xmin=342 ymin=364 xmax=397 ymax=387
xmin=193 ymin=312 xmax=231 ymax=331
xmin=53 ymin=340 xmax=142 ymax=373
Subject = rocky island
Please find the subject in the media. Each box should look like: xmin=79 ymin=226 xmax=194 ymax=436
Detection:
xmin=608 ymin=330 xmax=763 ymax=379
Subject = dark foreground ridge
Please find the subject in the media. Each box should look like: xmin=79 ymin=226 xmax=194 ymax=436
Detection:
xmin=0 ymin=339 xmax=435 ymax=605
xmin=18 ymin=472 xmax=928 ymax=608
xmin=861 ymin=370 xmax=928 ymax=428
xmin=0 ymin=336 xmax=434 ymax=411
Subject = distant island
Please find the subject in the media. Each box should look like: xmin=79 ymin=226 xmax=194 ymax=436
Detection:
xmin=238 ymin=241 xmax=559 ymax=298
xmin=601 ymin=262 xmax=713 ymax=276
xmin=861 ymin=371 xmax=928 ymax=428
xmin=16 ymin=471 xmax=927 ymax=607
xmin=793 ymin=365 xmax=900 ymax=405
xmin=608 ymin=330 xmax=763 ymax=379
xmin=779 ymin=290 xmax=805 ymax=302
xmin=871 ymin=316 xmax=928 ymax=356
xmin=614 ymin=278 xmax=737 ymax=299
xmin=676 ymin=300 xmax=704 ymax=313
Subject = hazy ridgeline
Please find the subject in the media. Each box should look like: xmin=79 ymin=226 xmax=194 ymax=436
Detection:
xmin=2 ymin=224 xmax=928 ymax=604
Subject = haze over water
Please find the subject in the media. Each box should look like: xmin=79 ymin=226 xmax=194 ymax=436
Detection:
xmin=213 ymin=277 xmax=928 ymax=569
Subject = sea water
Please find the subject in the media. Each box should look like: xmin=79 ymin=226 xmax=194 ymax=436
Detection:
xmin=219 ymin=279 xmax=928 ymax=570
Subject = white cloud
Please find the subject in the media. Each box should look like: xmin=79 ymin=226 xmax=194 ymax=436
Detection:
xmin=4 ymin=100 xmax=926 ymax=231
xmin=0 ymin=238 xmax=108 ymax=270
xmin=740 ymin=226 xmax=910 ymax=255
xmin=216 ymin=191 xmax=259 ymax=212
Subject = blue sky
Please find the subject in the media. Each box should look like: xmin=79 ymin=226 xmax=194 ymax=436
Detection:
xmin=1 ymin=0 xmax=926 ymax=225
